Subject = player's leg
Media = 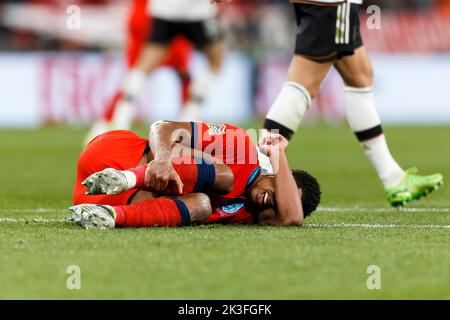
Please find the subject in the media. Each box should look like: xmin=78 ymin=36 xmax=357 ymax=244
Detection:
xmin=181 ymin=18 xmax=224 ymax=120
xmin=83 ymin=2 xmax=151 ymax=145
xmin=110 ymin=44 xmax=168 ymax=130
xmin=334 ymin=46 xmax=405 ymax=186
xmin=107 ymin=17 xmax=176 ymax=132
xmin=264 ymin=55 xmax=333 ymax=139
xmin=163 ymin=37 xmax=194 ymax=105
xmin=263 ymin=3 xmax=338 ymax=140
xmin=335 ymin=46 xmax=443 ymax=205
xmin=69 ymin=193 xmax=212 ymax=229
xmin=82 ymin=157 xmax=234 ymax=196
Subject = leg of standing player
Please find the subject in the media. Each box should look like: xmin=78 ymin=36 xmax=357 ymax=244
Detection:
xmin=263 ymin=2 xmax=443 ymax=205
xmin=110 ymin=43 xmax=169 ymax=130
xmin=83 ymin=0 xmax=152 ymax=145
xmin=334 ymin=46 xmax=405 ymax=187
xmin=264 ymin=54 xmax=333 ymax=139
xmin=181 ymin=18 xmax=225 ymax=120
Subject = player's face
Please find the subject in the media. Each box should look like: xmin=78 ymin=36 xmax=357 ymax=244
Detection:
xmin=248 ymin=175 xmax=276 ymax=209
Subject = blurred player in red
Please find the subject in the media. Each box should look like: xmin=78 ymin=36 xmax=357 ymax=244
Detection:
xmin=70 ymin=121 xmax=321 ymax=229
xmin=84 ymin=0 xmax=194 ymax=144
xmin=84 ymin=0 xmax=225 ymax=145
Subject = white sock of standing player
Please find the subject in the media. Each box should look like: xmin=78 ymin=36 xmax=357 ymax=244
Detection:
xmin=261 ymin=82 xmax=311 ymax=173
xmin=344 ymin=86 xmax=405 ymax=187
xmin=263 ymin=81 xmax=405 ymax=187
xmin=182 ymin=68 xmax=216 ymax=121
xmin=264 ymin=81 xmax=311 ymax=139
xmin=111 ymin=68 xmax=147 ymax=130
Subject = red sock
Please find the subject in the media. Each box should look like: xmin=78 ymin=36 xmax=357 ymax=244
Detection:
xmin=102 ymin=91 xmax=123 ymax=121
xmin=128 ymin=157 xmax=214 ymax=195
xmin=180 ymin=72 xmax=192 ymax=105
xmin=113 ymin=198 xmax=190 ymax=228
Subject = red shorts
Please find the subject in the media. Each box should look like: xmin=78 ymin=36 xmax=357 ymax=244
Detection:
xmin=73 ymin=130 xmax=148 ymax=206
xmin=126 ymin=0 xmax=192 ymax=70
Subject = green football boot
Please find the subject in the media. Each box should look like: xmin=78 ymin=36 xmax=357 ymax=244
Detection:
xmin=385 ymin=168 xmax=444 ymax=207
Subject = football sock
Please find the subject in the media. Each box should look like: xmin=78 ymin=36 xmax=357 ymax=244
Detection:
xmin=264 ymin=82 xmax=311 ymax=140
xmin=111 ymin=100 xmax=135 ymax=129
xmin=344 ymin=86 xmax=405 ymax=187
xmin=189 ymin=68 xmax=215 ymax=105
xmin=103 ymin=91 xmax=123 ymax=122
xmin=126 ymin=157 xmax=216 ymax=195
xmin=122 ymin=68 xmax=146 ymax=101
xmin=113 ymin=197 xmax=191 ymax=227
xmin=179 ymin=71 xmax=192 ymax=105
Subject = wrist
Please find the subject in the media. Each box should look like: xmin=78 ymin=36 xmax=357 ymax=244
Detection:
xmin=269 ymin=150 xmax=287 ymax=172
xmin=153 ymin=151 xmax=171 ymax=161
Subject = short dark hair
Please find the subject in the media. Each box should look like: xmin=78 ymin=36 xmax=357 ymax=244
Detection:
xmin=292 ymin=170 xmax=321 ymax=217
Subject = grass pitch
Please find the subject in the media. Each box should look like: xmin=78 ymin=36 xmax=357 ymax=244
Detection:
xmin=0 ymin=123 xmax=448 ymax=299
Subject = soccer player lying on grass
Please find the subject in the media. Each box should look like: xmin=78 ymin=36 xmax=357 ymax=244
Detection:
xmin=69 ymin=121 xmax=321 ymax=229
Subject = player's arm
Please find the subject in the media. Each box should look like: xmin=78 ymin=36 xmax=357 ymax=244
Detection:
xmin=146 ymin=121 xmax=234 ymax=194
xmin=259 ymin=134 xmax=304 ymax=226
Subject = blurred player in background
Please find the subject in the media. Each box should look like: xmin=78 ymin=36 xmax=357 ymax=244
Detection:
xmin=85 ymin=0 xmax=194 ymax=144
xmin=85 ymin=0 xmax=225 ymax=145
xmin=214 ymin=0 xmax=443 ymax=206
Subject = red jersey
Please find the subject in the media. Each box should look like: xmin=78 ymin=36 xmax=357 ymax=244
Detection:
xmin=189 ymin=122 xmax=262 ymax=225
xmin=190 ymin=121 xmax=261 ymax=197
xmin=207 ymin=196 xmax=257 ymax=225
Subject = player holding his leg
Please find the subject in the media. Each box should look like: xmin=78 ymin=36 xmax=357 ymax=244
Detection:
xmin=70 ymin=121 xmax=320 ymax=228
xmin=213 ymin=0 xmax=443 ymax=206
xmin=84 ymin=0 xmax=194 ymax=144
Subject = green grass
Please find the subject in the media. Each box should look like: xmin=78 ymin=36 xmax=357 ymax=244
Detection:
xmin=0 ymin=123 xmax=448 ymax=299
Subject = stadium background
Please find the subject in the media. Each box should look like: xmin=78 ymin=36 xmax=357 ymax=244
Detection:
xmin=1 ymin=0 xmax=449 ymax=127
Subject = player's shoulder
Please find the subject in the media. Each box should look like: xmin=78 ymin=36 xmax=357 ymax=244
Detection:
xmin=86 ymin=130 xmax=143 ymax=146
xmin=211 ymin=195 xmax=256 ymax=223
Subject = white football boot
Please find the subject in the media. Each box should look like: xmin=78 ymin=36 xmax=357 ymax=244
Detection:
xmin=82 ymin=168 xmax=134 ymax=195
xmin=69 ymin=204 xmax=116 ymax=230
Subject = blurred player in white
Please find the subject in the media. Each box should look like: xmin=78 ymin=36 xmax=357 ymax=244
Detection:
xmin=212 ymin=0 xmax=443 ymax=206
xmin=85 ymin=0 xmax=225 ymax=144
xmin=147 ymin=0 xmax=225 ymax=121
xmin=85 ymin=0 xmax=194 ymax=145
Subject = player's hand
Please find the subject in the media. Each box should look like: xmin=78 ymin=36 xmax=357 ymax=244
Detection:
xmin=145 ymin=159 xmax=184 ymax=194
xmin=258 ymin=133 xmax=289 ymax=158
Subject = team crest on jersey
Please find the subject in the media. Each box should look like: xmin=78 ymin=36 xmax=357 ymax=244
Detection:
xmin=206 ymin=123 xmax=226 ymax=135
xmin=221 ymin=199 xmax=245 ymax=214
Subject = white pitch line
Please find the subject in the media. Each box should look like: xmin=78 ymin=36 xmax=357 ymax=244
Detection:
xmin=0 ymin=207 xmax=449 ymax=214
xmin=0 ymin=208 xmax=448 ymax=229
xmin=0 ymin=217 xmax=66 ymax=223
xmin=305 ymin=223 xmax=450 ymax=229
xmin=0 ymin=217 xmax=448 ymax=230
xmin=0 ymin=208 xmax=66 ymax=213
xmin=317 ymin=207 xmax=450 ymax=213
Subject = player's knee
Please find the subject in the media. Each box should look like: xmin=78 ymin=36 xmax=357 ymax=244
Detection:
xmin=184 ymin=193 xmax=212 ymax=223
xmin=208 ymin=51 xmax=223 ymax=73
xmin=287 ymin=77 xmax=319 ymax=99
xmin=303 ymin=83 xmax=320 ymax=100
xmin=343 ymin=68 xmax=373 ymax=88
xmin=204 ymin=42 xmax=224 ymax=73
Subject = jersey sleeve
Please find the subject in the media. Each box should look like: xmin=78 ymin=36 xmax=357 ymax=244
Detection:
xmin=206 ymin=197 xmax=255 ymax=225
